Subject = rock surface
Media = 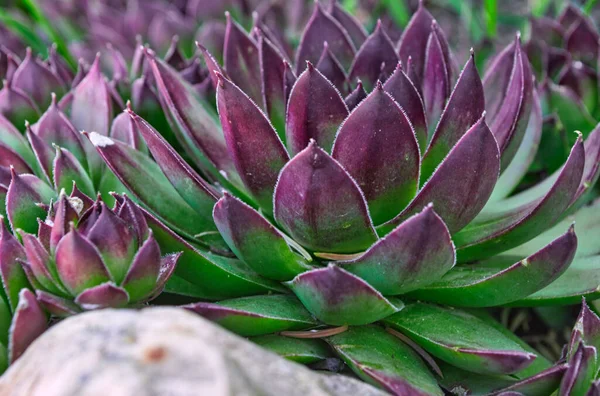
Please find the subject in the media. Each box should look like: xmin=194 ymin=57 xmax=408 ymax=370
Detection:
xmin=0 ymin=308 xmax=387 ymax=396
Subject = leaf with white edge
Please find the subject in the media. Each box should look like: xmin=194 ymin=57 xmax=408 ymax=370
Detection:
xmin=273 ymin=141 xmax=377 ymax=254
xmin=287 ymin=265 xmax=401 ymax=326
xmin=327 ymin=325 xmax=443 ymax=396
xmin=88 ymin=132 xmax=215 ymax=238
xmin=143 ymin=207 xmax=286 ymax=300
xmin=455 ymin=137 xmax=584 ymax=261
xmin=285 ymin=63 xmax=348 ymax=155
xmin=184 ymin=294 xmax=317 ymax=336
xmin=216 ymin=74 xmax=289 ymax=213
xmin=332 ymin=82 xmax=420 ymax=225
xmin=337 ymin=204 xmax=455 ymax=295
xmin=409 ymin=226 xmax=577 ymax=307
xmin=383 ymin=303 xmax=537 ymax=375
xmin=380 ymin=113 xmax=500 ymax=235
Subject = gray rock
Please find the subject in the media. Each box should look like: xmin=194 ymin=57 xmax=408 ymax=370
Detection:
xmin=0 ymin=308 xmax=387 ymax=396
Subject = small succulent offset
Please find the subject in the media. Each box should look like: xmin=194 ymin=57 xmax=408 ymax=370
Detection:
xmin=81 ymin=1 xmax=600 ymax=395
xmin=16 ymin=191 xmax=180 ymax=316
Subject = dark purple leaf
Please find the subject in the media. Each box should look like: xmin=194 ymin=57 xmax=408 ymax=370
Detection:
xmin=381 ymin=114 xmax=499 ymax=234
xmin=422 ymin=23 xmax=451 ymax=135
xmin=285 ymin=62 xmax=348 ymax=154
xmin=8 ymin=289 xmax=47 ymax=363
xmin=348 ymin=20 xmax=398 ymax=90
xmin=420 ymin=51 xmax=484 ymax=182
xmin=274 ymin=141 xmax=377 ymax=253
xmin=344 ymin=80 xmax=367 ymax=110
xmin=55 ymin=226 xmax=111 ymax=295
xmin=0 ymin=219 xmax=29 ymax=311
xmin=287 ymin=265 xmax=401 ymax=325
xmin=339 ymin=204 xmax=454 ymax=294
xmin=11 ymin=48 xmax=64 ymax=109
xmin=332 ymin=82 xmax=420 ymax=224
xmin=74 ymin=282 xmax=129 ymax=309
xmin=295 ymin=3 xmax=355 ymax=74
xmin=216 ymin=74 xmax=289 ymax=213
xmin=36 ymin=290 xmax=81 ymax=317
xmin=397 ymin=2 xmax=434 ymax=89
xmin=223 ymin=13 xmax=262 ymax=106
xmin=316 ymin=42 xmax=348 ymax=94
xmin=383 ymin=62 xmax=428 ymax=153
xmin=128 ymin=108 xmax=219 ymax=221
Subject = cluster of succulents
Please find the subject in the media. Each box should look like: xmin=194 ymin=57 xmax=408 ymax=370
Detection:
xmin=0 ymin=0 xmax=599 ymax=394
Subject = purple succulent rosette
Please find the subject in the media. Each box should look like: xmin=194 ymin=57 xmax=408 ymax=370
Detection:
xmin=0 ymin=0 xmax=598 ymax=393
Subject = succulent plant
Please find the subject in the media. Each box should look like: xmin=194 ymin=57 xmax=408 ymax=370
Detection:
xmin=74 ymin=2 xmax=600 ymax=394
xmin=14 ymin=190 xmax=180 ymax=316
xmin=0 ymin=220 xmax=48 ymax=372
xmin=525 ymin=4 xmax=600 ymax=180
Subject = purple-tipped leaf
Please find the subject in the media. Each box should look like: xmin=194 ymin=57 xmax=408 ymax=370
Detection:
xmin=52 ymin=146 xmax=95 ymax=198
xmin=11 ymin=48 xmax=65 ymax=108
xmin=384 ymin=303 xmax=537 ymax=376
xmin=489 ymin=38 xmax=533 ymax=170
xmin=258 ymin=34 xmax=289 ymax=138
xmin=344 ymin=80 xmax=367 ymax=110
xmin=147 ymin=52 xmax=241 ymax=187
xmin=274 ymin=142 xmax=377 ymax=253
xmin=455 ymin=137 xmax=584 ymax=261
xmin=55 ymin=227 xmax=111 ymax=295
xmin=129 ymin=109 xmax=219 ymax=220
xmin=213 ymin=193 xmax=311 ymax=281
xmin=74 ymin=282 xmax=130 ymax=309
xmin=36 ymin=290 xmax=81 ymax=317
xmin=489 ymin=364 xmax=567 ymax=396
xmin=7 ymin=172 xmax=54 ymax=234
xmin=316 ymin=42 xmax=347 ymax=94
xmin=285 ymin=63 xmax=348 ymax=155
xmin=384 ymin=63 xmax=428 ymax=152
xmin=0 ymin=220 xmax=29 ymax=311
xmin=70 ymin=55 xmax=112 ymax=137
xmin=86 ymin=203 xmax=137 ymax=284
xmin=0 ymin=78 xmax=40 ymax=128
xmin=8 ymin=289 xmax=47 ymax=363
xmin=109 ymin=111 xmax=147 ymax=153
xmin=560 ymin=343 xmax=597 ymax=396
xmin=49 ymin=192 xmax=79 ymax=252
xmin=184 ymin=294 xmax=317 ymax=336
xmin=348 ymin=21 xmax=398 ymax=90
xmin=422 ymin=24 xmax=451 ymax=133
xmin=295 ymin=3 xmax=355 ymax=74
xmin=381 ymin=114 xmax=500 ymax=234
xmin=339 ymin=205 xmax=455 ymax=295
xmin=397 ymin=3 xmax=434 ymax=88
xmin=121 ymin=233 xmax=162 ymax=301
xmin=332 ymin=83 xmax=420 ymax=224
xmin=31 ymin=95 xmax=87 ymax=172
xmin=287 ymin=265 xmax=401 ymax=325
xmin=88 ymin=133 xmax=215 ymax=238
xmin=411 ymin=226 xmax=577 ymax=306
xmin=223 ymin=14 xmax=262 ymax=106
xmin=216 ymin=74 xmax=289 ymax=213
xmin=420 ymin=51 xmax=485 ymax=182
xmin=326 ymin=325 xmax=443 ymax=395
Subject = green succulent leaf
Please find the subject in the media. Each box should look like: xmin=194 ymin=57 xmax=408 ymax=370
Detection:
xmin=185 ymin=294 xmax=318 ymax=337
xmin=250 ymin=334 xmax=332 ymax=364
xmin=384 ymin=303 xmax=536 ymax=376
xmin=327 ymin=325 xmax=443 ymax=396
xmin=144 ymin=208 xmax=285 ymax=300
xmin=410 ymin=226 xmax=577 ymax=307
